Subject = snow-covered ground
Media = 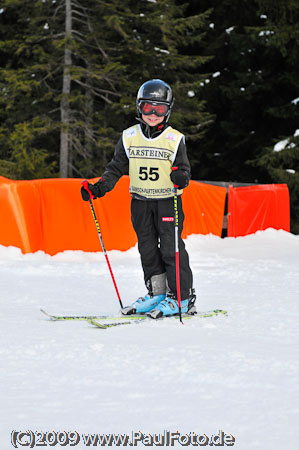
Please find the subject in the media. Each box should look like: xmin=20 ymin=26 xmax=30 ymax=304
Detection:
xmin=1 ymin=229 xmax=299 ymax=449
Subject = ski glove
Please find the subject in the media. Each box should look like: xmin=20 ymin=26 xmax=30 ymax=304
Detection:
xmin=170 ymin=168 xmax=189 ymax=189
xmin=81 ymin=179 xmax=105 ymax=201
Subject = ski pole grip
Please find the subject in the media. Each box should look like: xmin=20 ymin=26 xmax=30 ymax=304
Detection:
xmin=81 ymin=180 xmax=94 ymax=200
xmin=172 ymin=166 xmax=179 ymax=189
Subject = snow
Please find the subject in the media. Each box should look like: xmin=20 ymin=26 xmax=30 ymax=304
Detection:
xmin=154 ymin=47 xmax=170 ymax=55
xmin=258 ymin=30 xmax=274 ymax=37
xmin=274 ymin=138 xmax=290 ymax=151
xmin=274 ymin=129 xmax=299 ymax=152
xmin=225 ymin=27 xmax=235 ymax=34
xmin=1 ymin=229 xmax=299 ymax=449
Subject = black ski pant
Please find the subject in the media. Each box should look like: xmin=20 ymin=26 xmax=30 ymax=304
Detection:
xmin=131 ymin=196 xmax=193 ymax=300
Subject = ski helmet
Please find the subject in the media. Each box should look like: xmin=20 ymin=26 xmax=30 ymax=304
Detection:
xmin=136 ymin=79 xmax=174 ymax=122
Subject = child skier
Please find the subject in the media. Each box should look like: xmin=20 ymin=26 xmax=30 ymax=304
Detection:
xmin=81 ymin=79 xmax=196 ymax=318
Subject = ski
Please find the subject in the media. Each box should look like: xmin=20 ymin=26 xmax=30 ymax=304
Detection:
xmin=41 ymin=308 xmax=227 ymax=329
xmin=87 ymin=318 xmax=135 ymax=329
xmin=40 ymin=309 xmax=146 ymax=321
xmin=88 ymin=309 xmax=228 ymax=329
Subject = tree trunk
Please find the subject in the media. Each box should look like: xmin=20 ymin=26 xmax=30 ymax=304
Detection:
xmin=85 ymin=65 xmax=94 ymax=160
xmin=60 ymin=0 xmax=72 ymax=178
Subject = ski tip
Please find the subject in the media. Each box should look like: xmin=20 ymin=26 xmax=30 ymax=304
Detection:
xmin=87 ymin=318 xmax=132 ymax=329
xmin=87 ymin=319 xmax=107 ymax=329
xmin=40 ymin=309 xmax=52 ymax=318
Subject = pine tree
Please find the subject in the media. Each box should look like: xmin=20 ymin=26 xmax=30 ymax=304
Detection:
xmin=185 ymin=0 xmax=299 ymax=232
xmin=185 ymin=0 xmax=272 ymax=181
xmin=247 ymin=0 xmax=299 ymax=232
xmin=0 ymin=0 xmax=213 ymax=179
xmin=0 ymin=0 xmax=59 ymax=179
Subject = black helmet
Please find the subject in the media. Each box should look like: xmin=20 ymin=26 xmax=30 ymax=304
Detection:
xmin=136 ymin=79 xmax=174 ymax=122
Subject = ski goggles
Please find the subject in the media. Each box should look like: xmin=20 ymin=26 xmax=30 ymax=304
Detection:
xmin=139 ymin=101 xmax=170 ymax=117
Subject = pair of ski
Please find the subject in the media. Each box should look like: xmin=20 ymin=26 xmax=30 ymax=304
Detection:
xmin=40 ymin=308 xmax=227 ymax=329
xmin=77 ymin=185 xmax=227 ymax=328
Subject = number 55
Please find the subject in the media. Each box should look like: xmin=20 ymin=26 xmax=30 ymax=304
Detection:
xmin=139 ymin=167 xmax=159 ymax=181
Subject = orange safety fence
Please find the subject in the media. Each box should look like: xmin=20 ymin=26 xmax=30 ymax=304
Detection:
xmin=227 ymin=184 xmax=290 ymax=237
xmin=0 ymin=176 xmax=227 ymax=255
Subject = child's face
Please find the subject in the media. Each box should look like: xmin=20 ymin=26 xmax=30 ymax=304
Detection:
xmin=142 ymin=113 xmax=164 ymax=127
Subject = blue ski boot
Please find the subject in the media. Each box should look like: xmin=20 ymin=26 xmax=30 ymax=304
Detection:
xmin=121 ymin=293 xmax=166 ymax=315
xmin=147 ymin=289 xmax=196 ymax=319
xmin=121 ymin=274 xmax=167 ymax=315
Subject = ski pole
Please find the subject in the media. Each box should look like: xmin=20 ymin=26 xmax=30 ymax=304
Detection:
xmin=81 ymin=180 xmax=123 ymax=309
xmin=173 ymin=180 xmax=183 ymax=324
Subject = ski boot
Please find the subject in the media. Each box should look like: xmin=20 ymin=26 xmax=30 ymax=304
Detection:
xmin=121 ymin=273 xmax=167 ymax=315
xmin=121 ymin=293 xmax=166 ymax=315
xmin=148 ymin=289 xmax=196 ymax=319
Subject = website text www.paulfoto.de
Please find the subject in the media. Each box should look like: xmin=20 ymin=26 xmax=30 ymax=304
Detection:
xmin=11 ymin=429 xmax=235 ymax=447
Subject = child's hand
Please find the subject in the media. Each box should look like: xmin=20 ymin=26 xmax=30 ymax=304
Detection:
xmin=81 ymin=179 xmax=105 ymax=201
xmin=170 ymin=168 xmax=189 ymax=189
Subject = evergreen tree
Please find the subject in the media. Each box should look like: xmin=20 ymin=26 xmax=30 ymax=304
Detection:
xmin=186 ymin=0 xmax=272 ymax=181
xmin=186 ymin=0 xmax=299 ymax=232
xmin=248 ymin=0 xmax=299 ymax=232
xmin=0 ymin=0 xmax=212 ymax=179
xmin=0 ymin=0 xmax=63 ymax=178
xmin=0 ymin=0 xmax=126 ymax=178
